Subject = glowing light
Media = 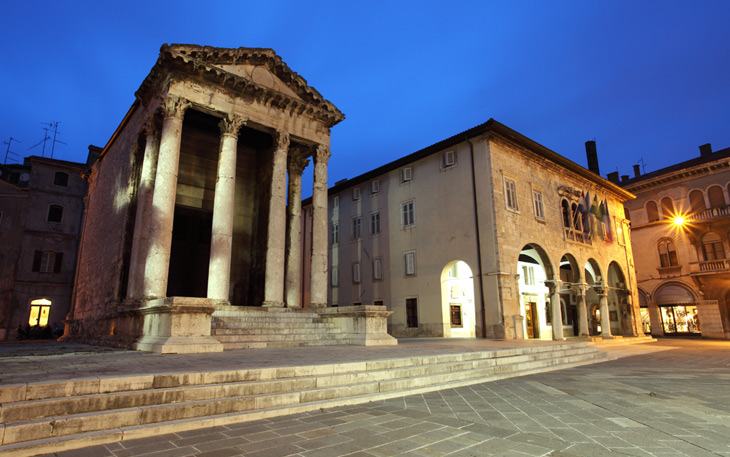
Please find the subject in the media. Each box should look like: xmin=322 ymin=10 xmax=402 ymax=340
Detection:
xmin=673 ymin=216 xmax=686 ymax=226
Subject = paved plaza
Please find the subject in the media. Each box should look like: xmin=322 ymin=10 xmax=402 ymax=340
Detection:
xmin=18 ymin=339 xmax=728 ymax=457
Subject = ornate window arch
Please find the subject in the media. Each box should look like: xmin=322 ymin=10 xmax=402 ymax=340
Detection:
xmin=561 ymin=198 xmax=572 ymax=229
xmin=657 ymin=238 xmax=678 ymax=267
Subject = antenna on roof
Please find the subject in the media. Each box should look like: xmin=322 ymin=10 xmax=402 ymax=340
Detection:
xmin=29 ymin=121 xmax=66 ymax=158
xmin=637 ymin=157 xmax=647 ymax=174
xmin=3 ymin=137 xmax=20 ymax=164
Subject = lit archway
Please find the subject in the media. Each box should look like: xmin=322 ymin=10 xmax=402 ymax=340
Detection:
xmin=558 ymin=254 xmax=580 ymax=337
xmin=518 ymin=244 xmax=553 ymax=339
xmin=440 ymin=261 xmax=476 ymax=338
xmin=607 ymin=262 xmax=633 ymax=335
xmin=584 ymin=259 xmax=603 ymax=335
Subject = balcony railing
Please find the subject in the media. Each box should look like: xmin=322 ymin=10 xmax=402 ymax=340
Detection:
xmin=689 ymin=205 xmax=730 ymax=221
xmin=698 ymin=259 xmax=730 ymax=272
xmin=564 ymin=227 xmax=592 ymax=245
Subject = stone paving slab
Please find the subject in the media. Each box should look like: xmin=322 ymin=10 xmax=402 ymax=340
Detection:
xmin=22 ymin=339 xmax=730 ymax=457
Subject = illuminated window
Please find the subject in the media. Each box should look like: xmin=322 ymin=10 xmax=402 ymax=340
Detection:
xmin=708 ymin=185 xmax=725 ymax=208
xmin=658 ymin=239 xmax=678 ymax=267
xmin=689 ymin=190 xmax=706 ymax=213
xmin=29 ymin=298 xmax=52 ymax=327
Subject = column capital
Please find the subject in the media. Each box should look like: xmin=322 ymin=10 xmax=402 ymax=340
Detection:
xmin=219 ymin=115 xmax=247 ymax=137
xmin=570 ymin=282 xmax=588 ymax=294
xmin=543 ymin=279 xmax=562 ymax=293
xmin=593 ymin=283 xmax=609 ymax=296
xmin=314 ymin=144 xmax=331 ymax=165
xmin=160 ymin=95 xmax=190 ymax=120
xmin=288 ymin=149 xmax=310 ymax=176
xmin=274 ymin=131 xmax=290 ymax=151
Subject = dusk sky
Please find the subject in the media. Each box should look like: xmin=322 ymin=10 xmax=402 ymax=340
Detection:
xmin=2 ymin=1 xmax=729 ymax=196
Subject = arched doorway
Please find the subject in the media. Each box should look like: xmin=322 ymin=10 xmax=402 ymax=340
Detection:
xmin=638 ymin=289 xmax=651 ymax=334
xmin=584 ymin=259 xmax=602 ymax=335
xmin=518 ymin=245 xmax=553 ymax=339
xmin=441 ymin=261 xmax=476 ymax=337
xmin=607 ymin=262 xmax=633 ymax=335
xmin=654 ymin=283 xmax=700 ymax=335
xmin=559 ymin=254 xmax=580 ymax=337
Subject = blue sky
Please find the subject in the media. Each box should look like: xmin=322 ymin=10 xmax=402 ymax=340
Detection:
xmin=2 ymin=1 xmax=729 ymax=195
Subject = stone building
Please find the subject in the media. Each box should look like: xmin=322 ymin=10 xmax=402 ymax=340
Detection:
xmin=65 ymin=44 xmax=395 ymax=353
xmin=0 ymin=153 xmax=93 ymax=340
xmin=619 ymin=143 xmax=730 ymax=339
xmin=303 ymin=120 xmax=644 ymax=340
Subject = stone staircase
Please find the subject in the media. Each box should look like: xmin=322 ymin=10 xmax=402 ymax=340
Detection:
xmin=211 ymin=307 xmax=352 ymax=349
xmin=0 ymin=342 xmax=607 ymax=456
xmin=587 ymin=335 xmax=657 ymax=347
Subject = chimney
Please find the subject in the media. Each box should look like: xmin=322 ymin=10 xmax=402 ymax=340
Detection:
xmin=607 ymin=171 xmax=619 ymax=184
xmin=621 ymin=175 xmax=629 ymax=182
xmin=699 ymin=143 xmax=712 ymax=157
xmin=585 ymin=141 xmax=600 ymax=175
xmin=633 ymin=164 xmax=641 ymax=177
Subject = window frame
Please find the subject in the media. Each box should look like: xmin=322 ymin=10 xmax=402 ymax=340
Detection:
xmin=331 ymin=266 xmax=339 ymax=287
xmin=401 ymin=200 xmax=415 ymax=228
xmin=47 ymin=204 xmax=64 ymax=223
xmin=402 ymin=167 xmax=413 ymax=183
xmin=353 ymin=187 xmax=361 ymax=201
xmin=532 ymin=190 xmax=545 ymax=220
xmin=352 ymin=216 xmax=362 ymax=240
xmin=404 ymin=251 xmax=416 ymax=276
xmin=442 ymin=150 xmax=456 ymax=168
xmin=373 ymin=258 xmax=383 ymax=281
xmin=371 ymin=180 xmax=380 ymax=194
xmin=331 ymin=223 xmax=339 ymax=245
xmin=370 ymin=210 xmax=381 ymax=236
xmin=504 ymin=178 xmax=518 ymax=211
xmin=53 ymin=171 xmax=69 ymax=187
xmin=352 ymin=263 xmax=361 ymax=284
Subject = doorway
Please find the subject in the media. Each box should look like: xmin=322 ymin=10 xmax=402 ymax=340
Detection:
xmin=167 ymin=205 xmax=212 ymax=297
xmin=525 ymin=301 xmax=538 ymax=338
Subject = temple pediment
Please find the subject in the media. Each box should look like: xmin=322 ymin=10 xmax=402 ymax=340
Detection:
xmin=136 ymin=44 xmax=344 ymax=127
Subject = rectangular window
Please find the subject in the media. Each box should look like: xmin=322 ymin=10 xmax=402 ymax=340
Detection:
xmin=442 ymin=150 xmax=456 ymax=168
xmin=333 ymin=196 xmax=339 ymax=208
xmin=353 ymin=188 xmax=361 ymax=201
xmin=373 ymin=258 xmax=383 ymax=280
xmin=33 ymin=250 xmax=62 ymax=273
xmin=352 ymin=263 xmax=361 ymax=283
xmin=47 ymin=205 xmax=63 ymax=223
xmin=522 ymin=265 xmax=535 ymax=286
xmin=371 ymin=180 xmax=380 ymax=194
xmin=331 ymin=223 xmax=339 ymax=245
xmin=402 ymin=200 xmax=415 ymax=227
xmin=53 ymin=171 xmax=69 ymax=187
xmin=532 ymin=190 xmax=545 ymax=219
xmin=370 ymin=211 xmax=381 ymax=236
xmin=404 ymin=251 xmax=416 ymax=276
xmin=406 ymin=298 xmax=419 ymax=328
xmin=402 ymin=167 xmax=413 ymax=182
xmin=450 ymin=305 xmax=463 ymax=327
xmin=331 ymin=267 xmax=339 ymax=287
xmin=504 ymin=178 xmax=518 ymax=211
xmin=352 ymin=217 xmax=362 ymax=240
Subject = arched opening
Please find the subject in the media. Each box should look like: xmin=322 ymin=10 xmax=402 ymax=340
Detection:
xmin=584 ymin=259 xmax=602 ymax=335
xmin=654 ymin=284 xmax=700 ymax=335
xmin=559 ymin=254 xmax=580 ymax=337
xmin=440 ymin=261 xmax=476 ymax=338
xmin=518 ymin=245 xmax=553 ymax=339
xmin=607 ymin=262 xmax=632 ymax=335
xmin=708 ymin=185 xmax=726 ymax=209
xmin=646 ymin=201 xmax=659 ymax=222
xmin=689 ymin=189 xmax=706 ymax=213
xmin=660 ymin=197 xmax=675 ymax=220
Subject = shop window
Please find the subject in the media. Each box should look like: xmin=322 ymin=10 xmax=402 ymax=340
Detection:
xmin=406 ymin=298 xmax=419 ymax=328
xmin=28 ymin=298 xmax=52 ymax=327
xmin=702 ymin=232 xmax=725 ymax=261
xmin=658 ymin=239 xmax=678 ymax=267
xmin=689 ymin=190 xmax=706 ymax=213
xmin=47 ymin=205 xmax=63 ymax=223
xmin=646 ymin=201 xmax=659 ymax=222
xmin=53 ymin=171 xmax=69 ymax=187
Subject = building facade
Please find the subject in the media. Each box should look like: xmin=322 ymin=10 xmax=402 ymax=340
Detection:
xmin=304 ymin=120 xmax=644 ymax=340
xmin=620 ymin=143 xmax=730 ymax=339
xmin=305 ymin=120 xmax=641 ymax=339
xmin=65 ymin=44 xmax=346 ymax=352
xmin=0 ymin=154 xmax=93 ymax=340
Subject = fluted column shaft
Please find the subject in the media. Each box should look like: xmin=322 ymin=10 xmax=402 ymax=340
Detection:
xmin=310 ymin=145 xmax=331 ymax=308
xmin=545 ymin=280 xmax=564 ymax=340
xmin=207 ymin=116 xmax=246 ymax=301
xmin=143 ymin=95 xmax=189 ymax=299
xmin=285 ymin=152 xmax=309 ymax=307
xmin=263 ymin=132 xmax=289 ymax=307
xmin=127 ymin=119 xmax=160 ymax=300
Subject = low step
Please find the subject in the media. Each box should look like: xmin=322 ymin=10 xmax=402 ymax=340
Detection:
xmin=0 ymin=343 xmax=608 ymax=457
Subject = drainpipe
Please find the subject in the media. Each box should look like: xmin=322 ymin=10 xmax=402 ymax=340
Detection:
xmin=467 ymin=136 xmax=489 ymax=338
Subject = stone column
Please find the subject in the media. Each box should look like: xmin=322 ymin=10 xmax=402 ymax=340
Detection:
xmin=594 ymin=283 xmax=613 ymax=338
xmin=207 ymin=115 xmax=247 ymax=302
xmin=571 ymin=283 xmax=590 ymax=337
xmin=285 ymin=149 xmax=309 ymax=308
xmin=544 ymin=280 xmax=564 ymax=340
xmin=127 ymin=118 xmax=160 ymax=300
xmin=262 ymin=131 xmax=289 ymax=307
xmin=310 ymin=144 xmax=331 ymax=308
xmin=143 ymin=95 xmax=190 ymax=299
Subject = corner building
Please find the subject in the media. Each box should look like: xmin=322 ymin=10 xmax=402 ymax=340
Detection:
xmin=66 ymin=44 xmax=346 ymax=352
xmin=621 ymin=143 xmax=730 ymax=339
xmin=305 ymin=120 xmax=644 ymax=340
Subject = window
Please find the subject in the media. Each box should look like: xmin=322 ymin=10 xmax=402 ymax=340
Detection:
xmin=371 ymin=180 xmax=380 ymax=194
xmin=404 ymin=251 xmax=416 ymax=276
xmin=29 ymin=299 xmax=52 ymax=327
xmin=708 ymin=185 xmax=725 ymax=208
xmin=370 ymin=211 xmax=381 ymax=236
xmin=661 ymin=197 xmax=675 ymax=220
xmin=504 ymin=178 xmax=518 ymax=211
xmin=406 ymin=298 xmax=418 ymax=328
xmin=33 ymin=250 xmax=63 ymax=273
xmin=646 ymin=201 xmax=659 ymax=222
xmin=532 ymin=190 xmax=545 ymax=219
xmin=522 ymin=265 xmax=535 ymax=286
xmin=53 ymin=172 xmax=69 ymax=187
xmin=352 ymin=263 xmax=361 ymax=283
xmin=331 ymin=223 xmax=339 ymax=245
xmin=689 ymin=190 xmax=706 ymax=213
xmin=702 ymin=232 xmax=725 ymax=261
xmin=658 ymin=239 xmax=678 ymax=267
xmin=442 ymin=150 xmax=456 ymax=168
xmin=401 ymin=200 xmax=415 ymax=227
xmin=373 ymin=258 xmax=383 ymax=280
xmin=47 ymin=205 xmax=63 ymax=223
xmin=402 ymin=167 xmax=413 ymax=183
xmin=352 ymin=217 xmax=362 ymax=240
xmin=333 ymin=196 xmax=339 ymax=209
xmin=561 ymin=199 xmax=572 ymax=229
xmin=450 ymin=305 xmax=462 ymax=327
xmin=353 ymin=188 xmax=361 ymax=201
xmin=331 ymin=267 xmax=339 ymax=287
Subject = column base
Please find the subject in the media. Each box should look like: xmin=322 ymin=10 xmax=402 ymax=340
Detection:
xmin=262 ymin=301 xmax=285 ymax=308
xmin=308 ymin=302 xmax=327 ymax=309
xmin=318 ymin=305 xmax=397 ymax=346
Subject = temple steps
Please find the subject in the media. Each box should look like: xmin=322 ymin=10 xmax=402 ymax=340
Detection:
xmin=0 ymin=342 xmax=608 ymax=457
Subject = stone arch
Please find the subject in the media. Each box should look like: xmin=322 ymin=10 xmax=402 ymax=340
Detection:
xmin=607 ymin=261 xmax=634 ymax=335
xmin=707 ymin=185 xmax=726 ymax=208
xmin=517 ymin=244 xmax=554 ymax=339
xmin=584 ymin=259 xmax=603 ymax=335
xmin=652 ymin=281 xmax=699 ymax=304
xmin=440 ymin=260 xmax=476 ymax=338
xmin=645 ymin=200 xmax=659 ymax=222
xmin=558 ymin=253 xmax=580 ymax=336
xmin=689 ymin=188 xmax=706 ymax=213
xmin=660 ymin=196 xmax=675 ymax=220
